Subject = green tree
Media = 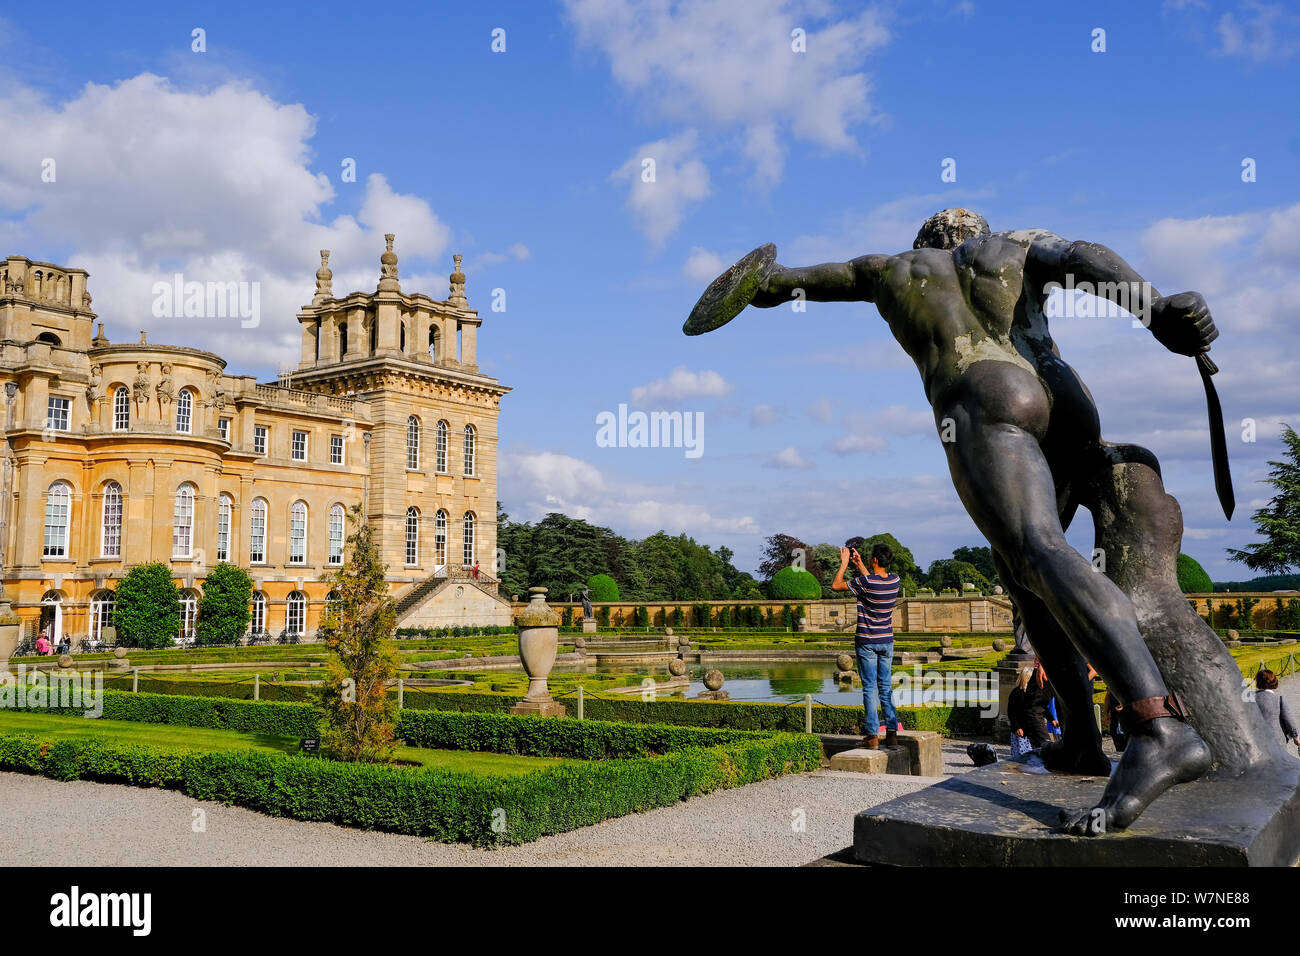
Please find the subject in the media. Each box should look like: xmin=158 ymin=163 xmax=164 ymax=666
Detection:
xmin=848 ymin=533 xmax=923 ymax=583
xmin=926 ymin=559 xmax=991 ymax=593
xmin=769 ymin=566 xmax=822 ymax=600
xmin=196 ymin=563 xmax=253 ymax=646
xmin=952 ymin=545 xmax=998 ymax=585
xmin=1176 ymin=553 xmax=1213 ymax=593
xmin=1227 ymin=424 xmax=1300 ymax=574
xmin=587 ymin=573 xmax=620 ymax=601
xmin=317 ymin=504 xmax=399 ymax=763
xmin=113 ymin=563 xmax=181 ymax=649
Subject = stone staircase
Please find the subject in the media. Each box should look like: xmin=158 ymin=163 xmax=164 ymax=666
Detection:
xmin=392 ymin=567 xmax=506 ymax=620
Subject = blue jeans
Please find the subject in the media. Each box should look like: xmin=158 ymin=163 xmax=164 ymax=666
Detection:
xmin=855 ymin=640 xmax=897 ymax=736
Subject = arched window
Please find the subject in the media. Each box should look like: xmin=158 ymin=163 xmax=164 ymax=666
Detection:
xmin=289 ymin=501 xmax=307 ymax=564
xmin=434 ymin=509 xmax=448 ymax=570
xmin=173 ymin=483 xmax=195 ymax=558
xmin=113 ymin=387 xmax=130 ymax=431
xmin=286 ymin=591 xmax=306 ymax=636
xmin=36 ymin=331 xmax=61 ymax=346
xmin=249 ymin=498 xmax=268 ymax=563
xmin=406 ymin=416 xmax=421 ymax=470
xmin=101 ymin=481 xmax=123 ymax=558
xmin=368 ymin=319 xmax=378 ymax=354
xmin=435 ymin=420 xmax=448 ymax=473
xmin=324 ymin=590 xmax=342 ymax=625
xmin=429 ymin=325 xmax=439 ymax=360
xmin=328 ymin=503 xmax=345 ymax=565
xmin=43 ymin=481 xmax=71 ymax=558
xmin=339 ymin=321 xmax=348 ymax=357
xmin=462 ymin=511 xmax=475 ymax=568
xmin=90 ymin=590 xmax=115 ymax=643
xmin=251 ymin=591 xmax=267 ymax=634
xmin=217 ymin=494 xmax=233 ymax=562
xmin=176 ymin=389 xmax=193 ymax=434
xmin=405 ymin=507 xmax=419 ymax=565
xmin=400 ymin=322 xmax=407 ymax=352
xmin=179 ymin=589 xmax=199 ymax=642
xmin=463 ymin=424 xmax=476 ymax=476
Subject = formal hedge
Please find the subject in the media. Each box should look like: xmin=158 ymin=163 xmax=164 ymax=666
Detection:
xmin=0 ymin=713 xmax=819 ymax=845
xmin=28 ymin=690 xmax=323 ymax=737
xmin=87 ymin=679 xmax=992 ymax=735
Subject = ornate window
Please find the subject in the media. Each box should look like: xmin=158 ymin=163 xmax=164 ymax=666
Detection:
xmin=462 ymin=511 xmax=475 ymax=568
xmin=435 ymin=509 xmax=447 ymax=569
xmin=217 ymin=494 xmax=233 ymax=562
xmin=43 ymin=481 xmax=71 ymax=558
xmin=176 ymin=389 xmax=193 ymax=434
xmin=435 ymin=420 xmax=448 ymax=472
xmin=328 ymin=504 xmax=345 ymax=565
xmin=405 ymin=507 xmax=419 ymax=565
xmin=286 ymin=591 xmax=306 ymax=636
xmin=463 ymin=425 xmax=476 ymax=476
xmin=251 ymin=591 xmax=266 ymax=634
xmin=173 ymin=483 xmax=195 ymax=558
xmin=101 ymin=481 xmax=123 ymax=558
xmin=113 ymin=387 xmax=130 ymax=430
xmin=249 ymin=498 xmax=267 ymax=563
xmin=289 ymin=501 xmax=307 ymax=564
xmin=179 ymin=589 xmax=199 ymax=642
xmin=90 ymin=590 xmax=116 ymax=643
xmin=406 ymin=416 xmax=421 ymax=470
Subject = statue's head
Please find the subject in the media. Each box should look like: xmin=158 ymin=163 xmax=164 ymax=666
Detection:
xmin=913 ymin=208 xmax=990 ymax=250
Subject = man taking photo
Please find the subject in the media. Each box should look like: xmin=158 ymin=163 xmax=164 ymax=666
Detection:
xmin=832 ymin=542 xmax=902 ymax=749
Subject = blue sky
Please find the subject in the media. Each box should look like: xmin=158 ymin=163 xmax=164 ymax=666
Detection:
xmin=2 ymin=0 xmax=1298 ymax=580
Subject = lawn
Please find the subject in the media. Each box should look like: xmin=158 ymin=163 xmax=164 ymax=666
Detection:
xmin=0 ymin=711 xmax=570 ymax=775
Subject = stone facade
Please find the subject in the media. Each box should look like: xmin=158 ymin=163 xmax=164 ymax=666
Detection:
xmin=0 ymin=240 xmax=511 ymax=647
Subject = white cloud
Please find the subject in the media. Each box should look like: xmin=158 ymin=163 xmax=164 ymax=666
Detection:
xmin=829 ymin=433 xmax=887 ymax=455
xmin=806 ymin=397 xmax=835 ymax=423
xmin=0 ymin=73 xmax=457 ymax=374
xmin=611 ymin=132 xmax=711 ymax=246
xmin=630 ymin=365 xmax=731 ymax=404
xmin=767 ymin=446 xmax=813 ymax=469
xmin=683 ymin=246 xmax=726 ymax=282
xmin=750 ymin=404 xmax=781 ymax=426
xmin=1216 ymin=1 xmax=1299 ymax=60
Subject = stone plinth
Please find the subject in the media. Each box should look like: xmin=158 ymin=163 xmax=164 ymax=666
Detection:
xmin=693 ymin=690 xmax=730 ymax=701
xmin=581 ymin=618 xmax=597 ymax=633
xmin=509 ymin=698 xmax=567 ymax=718
xmin=830 ymin=747 xmax=911 ymax=774
xmin=821 ymin=731 xmax=942 ymax=776
xmin=854 ymin=758 xmax=1300 ymax=867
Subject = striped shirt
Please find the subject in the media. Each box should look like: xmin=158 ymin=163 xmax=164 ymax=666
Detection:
xmin=848 ymin=572 xmax=901 ymax=644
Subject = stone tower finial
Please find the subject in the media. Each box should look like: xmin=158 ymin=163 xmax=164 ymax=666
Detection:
xmin=313 ymin=250 xmax=333 ymax=304
xmin=378 ymin=233 xmax=400 ymax=292
xmin=449 ymin=253 xmax=466 ymax=306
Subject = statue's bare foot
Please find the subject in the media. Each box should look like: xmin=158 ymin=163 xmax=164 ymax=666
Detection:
xmin=1041 ymin=734 xmax=1112 ymax=776
xmin=1058 ymin=719 xmax=1210 ymax=836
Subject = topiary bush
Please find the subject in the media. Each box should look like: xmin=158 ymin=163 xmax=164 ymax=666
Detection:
xmin=1176 ymin=553 xmax=1213 ymax=593
xmin=197 ymin=563 xmax=253 ymax=646
xmin=586 ymin=574 xmax=620 ymax=602
xmin=114 ymin=563 xmax=181 ymax=649
xmin=769 ymin=566 xmax=822 ymax=600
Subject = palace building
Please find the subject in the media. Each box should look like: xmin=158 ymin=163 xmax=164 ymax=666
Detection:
xmin=0 ymin=236 xmax=512 ymax=655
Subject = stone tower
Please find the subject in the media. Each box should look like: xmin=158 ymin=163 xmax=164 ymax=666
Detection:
xmin=291 ymin=237 xmax=509 ymax=580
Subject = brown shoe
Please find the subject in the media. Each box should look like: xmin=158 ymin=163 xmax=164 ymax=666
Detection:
xmin=862 ymin=735 xmax=880 ymax=750
xmin=885 ymin=729 xmax=899 ymax=749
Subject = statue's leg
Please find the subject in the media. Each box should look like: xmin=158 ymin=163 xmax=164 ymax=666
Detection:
xmin=940 ymin=407 xmax=1210 ymax=832
xmin=991 ymin=549 xmax=1109 ymax=775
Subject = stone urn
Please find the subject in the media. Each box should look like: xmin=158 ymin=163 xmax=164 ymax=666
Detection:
xmin=695 ymin=668 xmax=729 ymax=701
xmin=668 ymin=658 xmax=686 ymax=677
xmin=510 ymin=587 xmax=566 ymax=717
xmin=834 ymin=652 xmax=856 ymax=683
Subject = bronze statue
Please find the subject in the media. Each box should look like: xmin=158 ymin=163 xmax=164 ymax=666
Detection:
xmin=685 ymin=209 xmax=1287 ymax=835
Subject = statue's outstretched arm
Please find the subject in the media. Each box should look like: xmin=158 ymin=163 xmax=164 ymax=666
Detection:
xmin=753 ymin=254 xmax=890 ymax=308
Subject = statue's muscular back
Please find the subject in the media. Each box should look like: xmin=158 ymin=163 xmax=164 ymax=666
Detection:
xmin=873 ymin=231 xmax=1102 ymax=468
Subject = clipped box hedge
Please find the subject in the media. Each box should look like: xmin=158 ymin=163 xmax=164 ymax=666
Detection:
xmin=0 ymin=703 xmax=820 ymax=845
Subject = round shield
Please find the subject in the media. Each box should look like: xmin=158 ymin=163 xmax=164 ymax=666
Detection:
xmin=682 ymin=243 xmax=777 ymax=335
